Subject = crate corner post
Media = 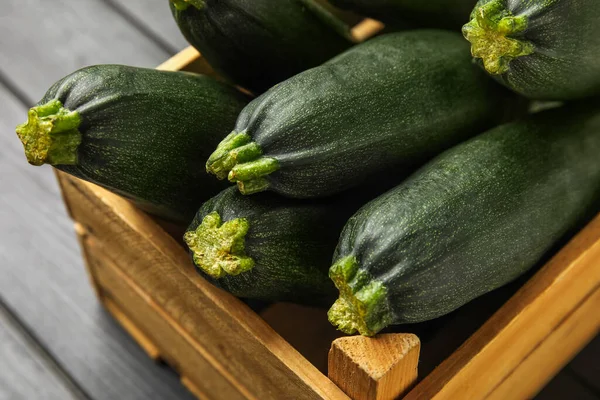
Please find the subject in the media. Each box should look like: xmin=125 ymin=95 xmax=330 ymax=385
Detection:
xmin=328 ymin=333 xmax=420 ymax=400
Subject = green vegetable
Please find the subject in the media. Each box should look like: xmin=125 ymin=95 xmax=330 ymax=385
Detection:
xmin=16 ymin=65 xmax=249 ymax=222
xmin=329 ymin=0 xmax=477 ymax=29
xmin=328 ymin=102 xmax=600 ymax=336
xmin=206 ymin=30 xmax=517 ymax=199
xmin=463 ymin=0 xmax=600 ymax=100
xmin=169 ymin=0 xmax=353 ymax=93
xmin=184 ymin=186 xmax=376 ymax=304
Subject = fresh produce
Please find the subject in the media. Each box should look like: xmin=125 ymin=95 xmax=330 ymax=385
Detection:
xmin=329 ymin=0 xmax=477 ymax=29
xmin=169 ymin=0 xmax=353 ymax=93
xmin=15 ymin=65 xmax=249 ymax=222
xmin=206 ymin=30 xmax=517 ymax=199
xmin=184 ymin=186 xmax=379 ymax=304
xmin=328 ymin=102 xmax=600 ymax=336
xmin=463 ymin=0 xmax=600 ymax=100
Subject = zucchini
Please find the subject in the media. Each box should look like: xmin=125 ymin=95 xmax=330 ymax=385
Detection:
xmin=169 ymin=0 xmax=353 ymax=93
xmin=16 ymin=65 xmax=249 ymax=222
xmin=206 ymin=30 xmax=516 ymax=199
xmin=463 ymin=0 xmax=600 ymax=100
xmin=329 ymin=0 xmax=477 ymax=29
xmin=184 ymin=186 xmax=375 ymax=304
xmin=328 ymin=102 xmax=600 ymax=336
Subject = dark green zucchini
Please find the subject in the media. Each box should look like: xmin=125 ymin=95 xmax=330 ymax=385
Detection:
xmin=169 ymin=0 xmax=353 ymax=93
xmin=15 ymin=65 xmax=249 ymax=222
xmin=329 ymin=0 xmax=477 ymax=30
xmin=206 ymin=30 xmax=517 ymax=199
xmin=328 ymin=102 xmax=600 ymax=336
xmin=184 ymin=186 xmax=377 ymax=305
xmin=463 ymin=0 xmax=600 ymax=100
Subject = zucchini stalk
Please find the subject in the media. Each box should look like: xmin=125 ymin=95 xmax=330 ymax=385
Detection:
xmin=462 ymin=0 xmax=533 ymax=75
xmin=463 ymin=0 xmax=600 ymax=100
xmin=184 ymin=211 xmax=254 ymax=279
xmin=16 ymin=99 xmax=82 ymax=166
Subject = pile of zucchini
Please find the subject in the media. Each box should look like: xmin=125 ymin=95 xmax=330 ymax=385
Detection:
xmin=15 ymin=0 xmax=600 ymax=336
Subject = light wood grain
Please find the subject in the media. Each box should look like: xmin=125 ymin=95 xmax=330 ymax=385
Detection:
xmin=329 ymin=334 xmax=420 ymax=400
xmin=0 ymin=302 xmax=82 ymax=400
xmin=406 ymin=213 xmax=600 ymax=400
xmin=57 ymin=171 xmax=349 ymax=400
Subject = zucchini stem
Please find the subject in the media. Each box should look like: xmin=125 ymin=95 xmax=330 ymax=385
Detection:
xmin=328 ymin=256 xmax=392 ymax=336
xmin=206 ymin=132 xmax=279 ymax=195
xmin=183 ymin=211 xmax=255 ymax=279
xmin=462 ymin=0 xmax=534 ymax=75
xmin=170 ymin=0 xmax=205 ymax=11
xmin=15 ymin=99 xmax=82 ymax=166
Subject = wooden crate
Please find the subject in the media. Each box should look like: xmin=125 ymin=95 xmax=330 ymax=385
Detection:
xmin=55 ymin=43 xmax=600 ymax=400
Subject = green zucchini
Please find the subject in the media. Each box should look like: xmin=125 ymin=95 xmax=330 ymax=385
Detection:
xmin=169 ymin=0 xmax=353 ymax=93
xmin=16 ymin=65 xmax=249 ymax=222
xmin=463 ymin=0 xmax=600 ymax=100
xmin=328 ymin=102 xmax=600 ymax=336
xmin=206 ymin=30 xmax=517 ymax=199
xmin=184 ymin=186 xmax=376 ymax=304
xmin=329 ymin=0 xmax=477 ymax=29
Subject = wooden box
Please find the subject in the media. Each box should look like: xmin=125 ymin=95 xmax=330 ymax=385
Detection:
xmin=56 ymin=43 xmax=600 ymax=400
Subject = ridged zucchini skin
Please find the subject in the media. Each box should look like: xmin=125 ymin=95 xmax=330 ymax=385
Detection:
xmin=206 ymin=30 xmax=517 ymax=199
xmin=463 ymin=0 xmax=600 ymax=100
xmin=329 ymin=0 xmax=477 ymax=29
xmin=328 ymin=102 xmax=600 ymax=336
xmin=16 ymin=65 xmax=249 ymax=222
xmin=184 ymin=186 xmax=371 ymax=305
xmin=169 ymin=0 xmax=352 ymax=93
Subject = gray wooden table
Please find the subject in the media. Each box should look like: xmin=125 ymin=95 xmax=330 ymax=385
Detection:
xmin=0 ymin=1 xmax=597 ymax=399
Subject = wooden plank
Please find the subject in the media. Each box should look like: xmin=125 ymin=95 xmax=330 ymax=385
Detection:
xmin=328 ymin=334 xmax=420 ymax=400
xmin=83 ymin=233 xmax=249 ymax=400
xmin=0 ymin=86 xmax=195 ymax=400
xmin=102 ymin=0 xmax=189 ymax=52
xmin=489 ymin=287 xmax=600 ymax=400
xmin=57 ymin=171 xmax=349 ymax=400
xmin=405 ymin=213 xmax=600 ymax=400
xmin=0 ymin=0 xmax=169 ymax=103
xmin=0 ymin=302 xmax=82 ymax=400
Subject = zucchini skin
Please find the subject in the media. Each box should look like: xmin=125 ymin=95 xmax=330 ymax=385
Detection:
xmin=463 ymin=0 xmax=600 ymax=100
xmin=207 ymin=30 xmax=517 ymax=199
xmin=329 ymin=0 xmax=477 ymax=29
xmin=169 ymin=0 xmax=352 ymax=93
xmin=185 ymin=186 xmax=371 ymax=305
xmin=329 ymin=102 xmax=600 ymax=336
xmin=36 ymin=65 xmax=249 ymax=222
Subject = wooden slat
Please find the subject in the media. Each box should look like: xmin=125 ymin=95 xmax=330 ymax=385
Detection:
xmin=406 ymin=213 xmax=600 ymax=400
xmin=57 ymin=171 xmax=349 ymax=400
xmin=0 ymin=0 xmax=169 ymax=103
xmin=83 ymin=233 xmax=249 ymax=400
xmin=328 ymin=334 xmax=420 ymax=400
xmin=0 ymin=85 xmax=194 ymax=399
xmin=0 ymin=302 xmax=82 ymax=400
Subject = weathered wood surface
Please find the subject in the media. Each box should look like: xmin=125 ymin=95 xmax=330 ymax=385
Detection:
xmin=0 ymin=0 xmax=192 ymax=398
xmin=0 ymin=0 xmax=170 ymax=103
xmin=0 ymin=302 xmax=83 ymax=400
